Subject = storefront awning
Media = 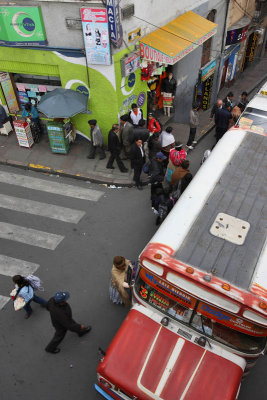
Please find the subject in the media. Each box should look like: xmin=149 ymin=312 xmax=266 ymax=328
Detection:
xmin=140 ymin=11 xmax=217 ymax=65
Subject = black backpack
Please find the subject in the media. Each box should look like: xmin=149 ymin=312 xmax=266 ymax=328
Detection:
xmin=153 ymin=118 xmax=163 ymax=133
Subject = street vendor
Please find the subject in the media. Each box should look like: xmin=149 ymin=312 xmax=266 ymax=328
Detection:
xmin=22 ymin=102 xmax=39 ymax=124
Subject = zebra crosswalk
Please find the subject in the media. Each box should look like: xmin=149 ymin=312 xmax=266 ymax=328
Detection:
xmin=0 ymin=169 xmax=104 ymax=310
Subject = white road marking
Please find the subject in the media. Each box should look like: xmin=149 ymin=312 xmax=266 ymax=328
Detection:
xmin=0 ymin=222 xmax=64 ymax=250
xmin=155 ymin=338 xmax=185 ymax=396
xmin=0 ymin=295 xmax=10 ymax=310
xmin=0 ymin=255 xmax=39 ymax=277
xmin=0 ymin=171 xmax=103 ymax=201
xmin=0 ymin=193 xmax=85 ymax=223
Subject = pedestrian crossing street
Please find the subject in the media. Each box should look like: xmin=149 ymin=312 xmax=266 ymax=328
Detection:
xmin=0 ymin=170 xmax=104 ymax=310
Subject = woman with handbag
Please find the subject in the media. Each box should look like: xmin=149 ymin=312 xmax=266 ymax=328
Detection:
xmin=11 ymin=275 xmax=47 ymax=319
xmin=109 ymin=256 xmax=133 ymax=307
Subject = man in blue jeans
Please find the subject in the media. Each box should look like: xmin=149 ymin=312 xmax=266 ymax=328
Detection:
xmin=12 ymin=275 xmax=47 ymax=319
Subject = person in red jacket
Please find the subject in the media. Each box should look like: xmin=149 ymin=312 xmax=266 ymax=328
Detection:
xmin=147 ymin=113 xmax=161 ymax=135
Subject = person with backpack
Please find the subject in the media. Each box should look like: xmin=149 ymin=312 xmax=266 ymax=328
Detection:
xmin=128 ymin=103 xmax=143 ymax=127
xmin=147 ymin=113 xmax=162 ymax=135
xmin=12 ymin=275 xmax=47 ymax=319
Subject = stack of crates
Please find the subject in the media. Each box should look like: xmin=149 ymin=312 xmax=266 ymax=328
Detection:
xmin=47 ymin=121 xmax=69 ymax=154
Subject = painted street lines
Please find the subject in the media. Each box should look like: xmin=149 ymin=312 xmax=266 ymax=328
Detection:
xmin=0 ymin=194 xmax=85 ymax=223
xmin=0 ymin=255 xmax=39 ymax=277
xmin=0 ymin=222 xmax=64 ymax=250
xmin=0 ymin=295 xmax=10 ymax=310
xmin=0 ymin=171 xmax=103 ymax=201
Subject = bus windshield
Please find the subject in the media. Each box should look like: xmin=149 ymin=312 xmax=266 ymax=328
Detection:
xmin=135 ymin=270 xmax=266 ymax=354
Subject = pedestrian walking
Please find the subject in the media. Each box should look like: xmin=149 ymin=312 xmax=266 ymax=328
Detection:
xmin=223 ymin=92 xmax=234 ymax=107
xmin=237 ymin=91 xmax=248 ymax=112
xmin=215 ymin=103 xmax=232 ymax=142
xmin=87 ymin=119 xmax=106 ymax=160
xmin=160 ymin=126 xmax=175 ymax=154
xmin=12 ymin=275 xmax=47 ymax=319
xmin=130 ymin=138 xmax=145 ymax=190
xmin=128 ymin=103 xmax=143 ymax=127
xmin=110 ymin=257 xmax=133 ymax=307
xmin=45 ymin=291 xmax=91 ymax=354
xmin=210 ymin=99 xmax=223 ymax=120
xmin=148 ymin=132 xmax=162 ymax=160
xmin=120 ymin=114 xmax=133 ymax=159
xmin=186 ymin=103 xmax=199 ymax=150
xmin=106 ymin=124 xmax=128 ymax=172
xmin=161 ymin=72 xmax=177 ymax=116
xmin=132 ymin=119 xmax=149 ymax=143
xmin=147 ymin=113 xmax=162 ymax=135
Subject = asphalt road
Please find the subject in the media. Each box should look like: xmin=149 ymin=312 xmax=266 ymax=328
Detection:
xmin=0 ymin=129 xmax=266 ymax=400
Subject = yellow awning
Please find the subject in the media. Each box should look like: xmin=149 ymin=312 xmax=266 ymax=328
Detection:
xmin=140 ymin=11 xmax=217 ymax=65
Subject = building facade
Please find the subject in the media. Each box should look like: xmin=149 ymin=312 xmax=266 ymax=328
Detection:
xmin=1 ymin=0 xmax=256 ymax=141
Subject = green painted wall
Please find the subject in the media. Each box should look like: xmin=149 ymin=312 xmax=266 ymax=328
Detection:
xmin=0 ymin=46 xmax=147 ymax=144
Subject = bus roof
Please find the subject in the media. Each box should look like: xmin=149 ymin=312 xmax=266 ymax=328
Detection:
xmin=150 ymin=129 xmax=267 ymax=300
xmin=246 ymin=80 xmax=267 ymax=112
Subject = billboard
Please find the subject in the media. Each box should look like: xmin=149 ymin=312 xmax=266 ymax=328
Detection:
xmin=0 ymin=6 xmax=47 ymax=46
xmin=106 ymin=0 xmax=123 ymax=48
xmin=81 ymin=8 xmax=111 ymax=65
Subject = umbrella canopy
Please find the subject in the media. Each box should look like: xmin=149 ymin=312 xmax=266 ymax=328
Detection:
xmin=37 ymin=88 xmax=88 ymax=118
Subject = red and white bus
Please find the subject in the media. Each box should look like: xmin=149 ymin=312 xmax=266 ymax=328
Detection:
xmin=96 ymin=128 xmax=267 ymax=400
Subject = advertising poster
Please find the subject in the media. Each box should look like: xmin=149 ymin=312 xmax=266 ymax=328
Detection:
xmin=0 ymin=6 xmax=47 ymax=46
xmin=0 ymin=72 xmax=20 ymax=112
xmin=81 ymin=8 xmax=111 ymax=65
xmin=106 ymin=0 xmax=123 ymax=48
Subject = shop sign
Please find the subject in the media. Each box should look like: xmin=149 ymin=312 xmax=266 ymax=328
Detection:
xmin=120 ymin=52 xmax=141 ymax=77
xmin=201 ymin=59 xmax=216 ymax=81
xmin=106 ymin=0 xmax=123 ymax=48
xmin=226 ymin=25 xmax=249 ymax=46
xmin=137 ymin=92 xmax=146 ymax=108
xmin=128 ymin=27 xmax=142 ymax=42
xmin=81 ymin=8 xmax=111 ymax=65
xmin=140 ymin=27 xmax=216 ymax=65
xmin=248 ymin=32 xmax=258 ymax=62
xmin=198 ymin=302 xmax=267 ymax=336
xmin=202 ymin=75 xmax=213 ymax=111
xmin=140 ymin=268 xmax=197 ymax=309
xmin=0 ymin=6 xmax=47 ymax=46
xmin=225 ymin=44 xmax=240 ymax=83
xmin=0 ymin=72 xmax=19 ymax=113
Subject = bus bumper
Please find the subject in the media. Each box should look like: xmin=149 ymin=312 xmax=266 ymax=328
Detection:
xmin=95 ymin=384 xmax=114 ymax=400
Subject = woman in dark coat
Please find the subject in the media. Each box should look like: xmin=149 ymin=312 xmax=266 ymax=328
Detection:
xmin=130 ymin=138 xmax=145 ymax=190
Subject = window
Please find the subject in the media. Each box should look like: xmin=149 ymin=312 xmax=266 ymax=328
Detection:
xmin=201 ymin=10 xmax=216 ymax=67
xmin=135 ymin=268 xmax=267 ymax=354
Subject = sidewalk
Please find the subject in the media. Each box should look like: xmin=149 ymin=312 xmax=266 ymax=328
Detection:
xmin=0 ymin=56 xmax=266 ymax=186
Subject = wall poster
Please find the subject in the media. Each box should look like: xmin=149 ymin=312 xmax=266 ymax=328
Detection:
xmin=81 ymin=8 xmax=111 ymax=65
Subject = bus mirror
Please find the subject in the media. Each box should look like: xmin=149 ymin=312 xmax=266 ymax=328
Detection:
xmin=98 ymin=347 xmax=106 ymax=361
xmin=161 ymin=317 xmax=169 ymax=327
xmin=197 ymin=336 xmax=207 ymax=347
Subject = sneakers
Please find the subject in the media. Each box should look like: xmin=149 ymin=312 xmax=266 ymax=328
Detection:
xmin=78 ymin=326 xmax=92 ymax=337
xmin=45 ymin=348 xmax=61 ymax=354
xmin=186 ymin=145 xmax=194 ymax=150
xmin=192 ymin=140 xmax=197 ymax=144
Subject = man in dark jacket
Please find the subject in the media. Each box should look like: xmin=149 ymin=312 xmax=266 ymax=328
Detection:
xmin=150 ymin=152 xmax=166 ymax=184
xmin=215 ymin=104 xmax=232 ymax=142
xmin=130 ymin=138 xmax=145 ymax=190
xmin=132 ymin=119 xmax=149 ymax=144
xmin=45 ymin=291 xmax=91 ymax=354
xmin=106 ymin=124 xmax=128 ymax=172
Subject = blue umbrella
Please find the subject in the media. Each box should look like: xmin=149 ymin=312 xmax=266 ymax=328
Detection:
xmin=37 ymin=88 xmax=89 ymax=118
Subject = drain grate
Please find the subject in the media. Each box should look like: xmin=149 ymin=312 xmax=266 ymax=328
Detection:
xmin=210 ymin=213 xmax=250 ymax=245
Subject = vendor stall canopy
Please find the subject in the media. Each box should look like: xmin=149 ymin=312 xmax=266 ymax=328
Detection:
xmin=140 ymin=11 xmax=217 ymax=65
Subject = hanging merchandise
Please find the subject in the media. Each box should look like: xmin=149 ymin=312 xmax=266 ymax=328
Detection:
xmin=13 ymin=120 xmax=34 ymax=148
